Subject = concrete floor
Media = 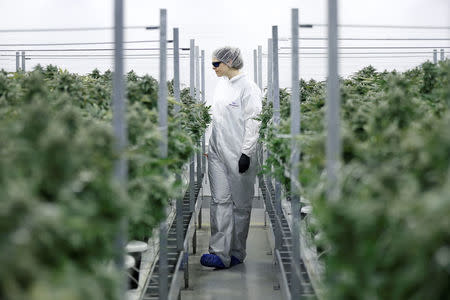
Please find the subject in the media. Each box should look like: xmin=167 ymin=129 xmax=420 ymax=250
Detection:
xmin=180 ymin=208 xmax=280 ymax=300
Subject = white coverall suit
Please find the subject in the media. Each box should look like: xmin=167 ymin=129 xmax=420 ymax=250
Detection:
xmin=208 ymin=73 xmax=262 ymax=267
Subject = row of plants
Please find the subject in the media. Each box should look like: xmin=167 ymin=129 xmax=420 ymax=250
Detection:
xmin=0 ymin=65 xmax=210 ymax=300
xmin=258 ymin=61 xmax=450 ymax=299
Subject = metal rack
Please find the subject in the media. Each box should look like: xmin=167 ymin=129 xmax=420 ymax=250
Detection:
xmin=142 ymin=172 xmax=204 ymax=300
xmin=259 ymin=175 xmax=316 ymax=300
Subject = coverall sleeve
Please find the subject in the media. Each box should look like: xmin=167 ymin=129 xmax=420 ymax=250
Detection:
xmin=240 ymin=86 xmax=262 ymax=157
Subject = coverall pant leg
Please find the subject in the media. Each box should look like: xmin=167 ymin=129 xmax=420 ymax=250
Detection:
xmin=208 ymin=150 xmax=233 ymax=267
xmin=229 ymin=171 xmax=255 ymax=262
xmin=208 ymin=149 xmax=256 ymax=267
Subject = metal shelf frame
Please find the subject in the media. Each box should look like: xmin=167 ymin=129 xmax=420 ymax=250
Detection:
xmin=259 ymin=175 xmax=317 ymax=300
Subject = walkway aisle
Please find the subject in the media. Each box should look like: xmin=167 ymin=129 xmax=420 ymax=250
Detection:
xmin=181 ymin=208 xmax=280 ymax=300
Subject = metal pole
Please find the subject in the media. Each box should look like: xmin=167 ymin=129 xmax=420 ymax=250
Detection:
xmin=184 ymin=250 xmax=189 ymax=288
xmin=201 ymin=50 xmax=205 ymax=103
xmin=112 ymin=0 xmax=127 ymax=298
xmin=16 ymin=51 xmax=20 ymax=72
xmin=195 ymin=46 xmax=201 ymax=102
xmin=253 ymin=49 xmax=257 ymax=83
xmin=433 ymin=49 xmax=438 ymax=64
xmin=159 ymin=221 xmax=168 ymax=299
xmin=258 ymin=45 xmax=263 ymax=90
xmin=201 ymin=50 xmax=206 ymax=174
xmin=200 ymin=49 xmax=206 ymax=229
xmin=272 ymin=25 xmax=282 ymax=251
xmin=440 ymin=49 xmax=445 ymax=61
xmin=173 ymin=28 xmax=184 ymax=253
xmin=189 ymin=157 xmax=195 ymax=212
xmin=21 ymin=51 xmax=25 ymax=72
xmin=266 ymin=38 xmax=273 ymax=187
xmin=268 ymin=39 xmax=273 ymax=104
xmin=290 ymin=8 xmax=302 ymax=299
xmin=158 ymin=11 xmax=168 ymax=159
xmin=189 ymin=39 xmax=195 ymax=212
xmin=272 ymin=29 xmax=279 ymax=128
xmin=272 ymin=28 xmax=281 ymax=188
xmin=326 ymin=0 xmax=341 ymax=203
xmin=176 ymin=182 xmax=183 ymax=254
xmin=196 ymin=46 xmax=202 ymax=186
xmin=189 ymin=39 xmax=195 ymax=106
xmin=158 ymin=9 xmax=168 ymax=300
xmin=173 ymin=28 xmax=181 ymax=113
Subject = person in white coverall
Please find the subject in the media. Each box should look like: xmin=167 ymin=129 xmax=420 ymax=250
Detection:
xmin=200 ymin=46 xmax=262 ymax=269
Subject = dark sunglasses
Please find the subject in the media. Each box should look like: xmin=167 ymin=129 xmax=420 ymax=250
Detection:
xmin=212 ymin=61 xmax=221 ymax=68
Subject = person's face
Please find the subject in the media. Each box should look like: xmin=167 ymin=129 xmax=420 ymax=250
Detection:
xmin=212 ymin=58 xmax=228 ymax=77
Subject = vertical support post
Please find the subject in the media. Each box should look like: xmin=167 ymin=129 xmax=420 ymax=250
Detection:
xmin=189 ymin=39 xmax=195 ymax=213
xmin=440 ymin=49 xmax=445 ymax=61
xmin=189 ymin=40 xmax=195 ymax=109
xmin=326 ymin=0 xmax=341 ymax=203
xmin=189 ymin=157 xmax=195 ymax=211
xmin=267 ymin=39 xmax=273 ymax=104
xmin=272 ymin=30 xmax=279 ymax=123
xmin=433 ymin=49 xmax=438 ymax=64
xmin=290 ymin=8 xmax=302 ymax=298
xmin=173 ymin=28 xmax=181 ymax=113
xmin=193 ymin=225 xmax=197 ymax=254
xmin=158 ymin=11 xmax=168 ymax=159
xmin=188 ymin=40 xmax=196 ymax=281
xmin=201 ymin=50 xmax=206 ymax=174
xmin=257 ymin=44 xmax=263 ymax=199
xmin=159 ymin=224 xmax=168 ymax=299
xmin=258 ymin=45 xmax=263 ymax=90
xmin=274 ymin=215 xmax=283 ymax=258
xmin=272 ymin=25 xmax=282 ymax=216
xmin=266 ymin=38 xmax=273 ymax=186
xmin=195 ymin=46 xmax=201 ymax=102
xmin=173 ymin=28 xmax=184 ymax=253
xmin=198 ymin=197 xmax=203 ymax=229
xmin=195 ymin=46 xmax=202 ymax=230
xmin=158 ymin=9 xmax=168 ymax=300
xmin=195 ymin=46 xmax=202 ymax=187
xmin=200 ymin=49 xmax=206 ymax=230
xmin=272 ymin=25 xmax=282 ymax=251
xmin=184 ymin=250 xmax=189 ymax=288
xmin=201 ymin=50 xmax=205 ymax=104
xmin=112 ymin=0 xmax=127 ymax=298
xmin=253 ymin=49 xmax=258 ymax=83
xmin=176 ymin=178 xmax=183 ymax=254
xmin=21 ymin=51 xmax=25 ymax=72
xmin=16 ymin=51 xmax=20 ymax=72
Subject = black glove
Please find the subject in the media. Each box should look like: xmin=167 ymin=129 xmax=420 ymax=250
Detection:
xmin=238 ymin=153 xmax=250 ymax=173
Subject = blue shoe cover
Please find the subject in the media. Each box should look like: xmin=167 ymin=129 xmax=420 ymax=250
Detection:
xmin=200 ymin=254 xmax=226 ymax=269
xmin=230 ymin=255 xmax=242 ymax=267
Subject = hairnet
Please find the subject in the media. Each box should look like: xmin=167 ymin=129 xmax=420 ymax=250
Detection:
xmin=213 ymin=47 xmax=244 ymax=70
